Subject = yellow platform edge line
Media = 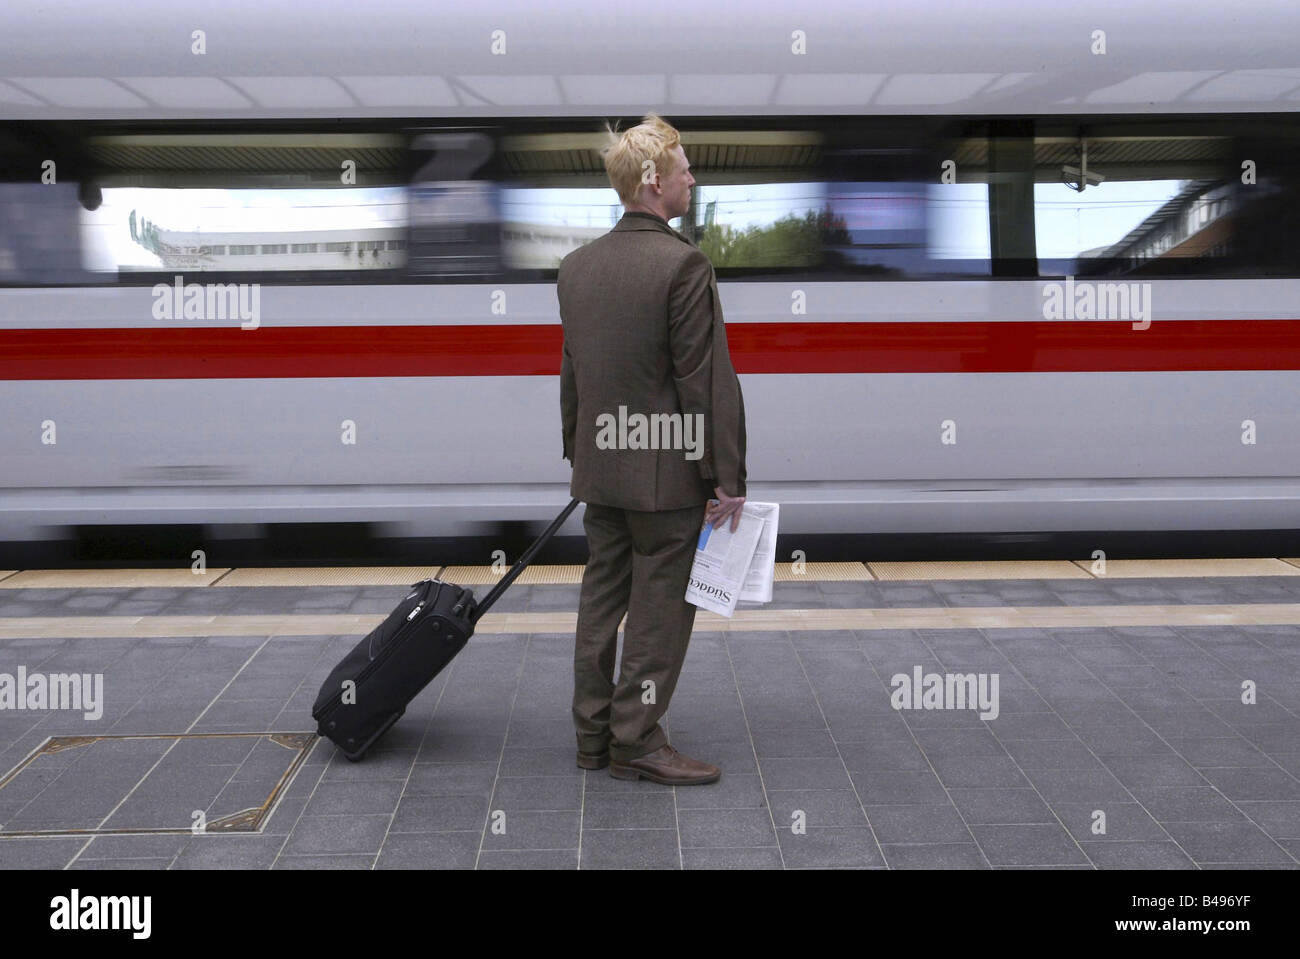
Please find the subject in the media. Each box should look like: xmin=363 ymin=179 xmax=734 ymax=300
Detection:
xmin=5 ymin=558 xmax=1300 ymax=589
xmin=4 ymin=604 xmax=1300 ymax=638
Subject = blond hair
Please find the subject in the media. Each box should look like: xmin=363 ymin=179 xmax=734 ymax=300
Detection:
xmin=599 ymin=113 xmax=682 ymax=206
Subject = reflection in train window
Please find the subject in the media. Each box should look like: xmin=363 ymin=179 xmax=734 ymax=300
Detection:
xmin=80 ymin=187 xmax=408 ymax=274
xmin=926 ymin=182 xmax=991 ymax=272
xmin=1035 ymin=179 xmax=1193 ymax=276
xmin=692 ymin=183 xmax=829 ymax=269
xmin=500 ymin=187 xmax=643 ymax=269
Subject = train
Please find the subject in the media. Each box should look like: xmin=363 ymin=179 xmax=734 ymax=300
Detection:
xmin=2 ymin=0 xmax=1300 ymax=549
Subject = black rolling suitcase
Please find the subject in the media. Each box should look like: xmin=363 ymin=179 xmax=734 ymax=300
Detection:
xmin=312 ymin=498 xmax=580 ymax=761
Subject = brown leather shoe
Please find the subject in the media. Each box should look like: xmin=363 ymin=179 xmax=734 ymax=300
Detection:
xmin=576 ymin=750 xmax=609 ymax=770
xmin=608 ymin=744 xmax=720 ymax=785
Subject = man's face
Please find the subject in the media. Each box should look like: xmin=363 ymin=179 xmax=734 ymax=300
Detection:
xmin=660 ymin=145 xmax=695 ymax=219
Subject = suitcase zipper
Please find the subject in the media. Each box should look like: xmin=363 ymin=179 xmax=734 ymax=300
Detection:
xmin=317 ymin=580 xmax=450 ymax=721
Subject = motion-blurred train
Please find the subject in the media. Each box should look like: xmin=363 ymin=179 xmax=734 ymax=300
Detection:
xmin=2 ymin=0 xmax=1299 ymax=547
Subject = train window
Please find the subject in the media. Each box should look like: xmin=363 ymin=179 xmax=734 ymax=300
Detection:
xmin=499 ymin=127 xmax=830 ymax=274
xmin=1029 ymin=123 xmax=1241 ymax=278
xmin=693 ymin=182 xmax=830 ymax=269
xmin=0 ymin=182 xmax=88 ymax=283
xmin=926 ymin=180 xmax=991 ymax=272
xmin=82 ymin=184 xmax=408 ymax=274
xmin=72 ymin=132 xmax=411 ymax=280
xmin=500 ymin=186 xmax=628 ymax=269
xmin=819 ymin=124 xmax=965 ymax=278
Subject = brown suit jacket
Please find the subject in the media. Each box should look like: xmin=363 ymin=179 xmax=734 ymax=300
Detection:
xmin=558 ymin=211 xmax=747 ymax=511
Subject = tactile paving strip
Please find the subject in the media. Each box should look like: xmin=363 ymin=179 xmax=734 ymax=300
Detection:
xmin=441 ymin=565 xmax=586 ymax=584
xmin=0 ymin=732 xmax=315 ymax=838
xmin=1085 ymin=558 xmax=1300 ymax=577
xmin=774 ymin=562 xmax=872 ymax=581
xmin=516 ymin=565 xmax=586 ymax=584
xmin=868 ymin=561 xmax=1093 ymax=581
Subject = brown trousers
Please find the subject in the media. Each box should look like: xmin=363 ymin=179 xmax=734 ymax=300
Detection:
xmin=572 ymin=501 xmax=706 ymax=762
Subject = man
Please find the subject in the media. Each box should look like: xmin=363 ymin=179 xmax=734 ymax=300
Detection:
xmin=558 ymin=113 xmax=748 ymax=785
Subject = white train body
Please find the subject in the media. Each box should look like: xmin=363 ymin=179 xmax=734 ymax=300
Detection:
xmin=2 ymin=0 xmax=1298 ymax=541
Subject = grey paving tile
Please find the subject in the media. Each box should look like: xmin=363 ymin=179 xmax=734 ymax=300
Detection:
xmin=389 ymin=794 xmax=488 ymax=833
xmin=304 ymin=780 xmax=405 ymax=816
xmin=865 ymin=804 xmax=972 ymax=843
xmin=415 ymin=735 xmax=503 ymax=764
xmin=968 ymin=824 xmax=1089 ymax=866
xmin=1168 ymin=737 xmax=1272 ymax=768
xmin=0 ymin=838 xmax=87 ymax=869
xmin=1050 ymin=802 xmax=1169 ymax=842
xmin=948 ymin=788 xmax=1056 ymax=825
xmin=478 ymin=849 xmax=579 ymax=869
xmin=1194 ymin=861 xmax=1300 ymax=869
xmin=274 ymin=854 xmax=374 ymax=870
xmin=1001 ymin=738 xmax=1101 ymax=770
xmin=766 ymin=789 xmax=867 ymax=828
xmin=1226 ymin=722 xmax=1300 ymax=754
xmin=984 ymin=712 xmax=1075 ymax=741
xmin=928 ymin=755 xmax=1031 ymax=788
xmin=776 ymin=826 xmax=883 ymax=868
xmin=758 ymin=757 xmax=853 ymax=791
xmin=882 ymin=843 xmax=990 ymax=869
xmin=1236 ymin=801 xmax=1300 ymax=838
xmin=497 ymin=747 xmax=575 ymax=778
xmin=1103 ymin=756 xmax=1208 ymax=790
xmin=837 ymin=740 xmax=930 ymax=772
xmin=1268 ymin=752 xmax=1300 ymax=778
xmin=172 ymin=835 xmax=282 ymax=869
xmin=913 ymin=729 xmax=1009 ymax=757
xmin=1075 ymin=841 xmax=1195 ymax=869
xmin=68 ymin=857 xmax=172 ymax=869
xmin=579 ymin=828 xmax=679 ymax=869
xmin=319 ymin=749 xmax=416 ymax=782
xmin=1195 ymin=767 xmax=1300 ymax=801
xmin=405 ymin=761 xmax=498 ymax=795
xmin=681 ymin=846 xmax=784 ymax=869
xmin=489 ymin=776 xmax=583 ymax=811
xmin=374 ymin=832 xmax=480 ymax=869
xmin=282 ymin=814 xmax=391 ymax=856
xmin=581 ymin=792 xmax=675 ymax=830
xmin=77 ymin=834 xmax=189 ymax=860
xmin=671 ymin=774 xmax=766 ymax=809
xmin=750 ymin=727 xmax=839 ymax=758
xmin=1136 ymin=787 xmax=1248 ymax=823
xmin=1161 ymin=821 xmax=1294 ymax=863
xmin=1024 ymin=768 xmax=1134 ymax=803
xmin=851 ymin=769 xmax=948 ymax=805
xmin=678 ymin=807 xmax=776 ymax=847
xmin=480 ymin=810 xmax=580 ymax=851
xmin=1074 ymin=726 xmax=1174 ymax=758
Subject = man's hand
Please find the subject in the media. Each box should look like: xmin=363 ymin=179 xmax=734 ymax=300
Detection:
xmin=705 ymin=486 xmax=745 ymax=532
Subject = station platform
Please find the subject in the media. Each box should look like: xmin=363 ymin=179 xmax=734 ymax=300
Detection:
xmin=1 ymin=558 xmax=1299 ymax=870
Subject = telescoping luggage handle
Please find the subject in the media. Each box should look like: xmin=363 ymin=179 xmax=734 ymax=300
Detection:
xmin=469 ymin=498 xmax=580 ymax=624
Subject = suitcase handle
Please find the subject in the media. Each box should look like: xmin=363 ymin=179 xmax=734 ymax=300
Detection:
xmin=469 ymin=498 xmax=580 ymax=623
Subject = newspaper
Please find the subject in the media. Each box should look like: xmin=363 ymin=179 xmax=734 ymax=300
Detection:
xmin=685 ymin=501 xmax=779 ymax=617
xmin=737 ymin=501 xmax=779 ymax=604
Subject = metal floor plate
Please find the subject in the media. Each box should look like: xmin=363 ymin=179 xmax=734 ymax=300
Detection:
xmin=0 ymin=732 xmax=315 ymax=838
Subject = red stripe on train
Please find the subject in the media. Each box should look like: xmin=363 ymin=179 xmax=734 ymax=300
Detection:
xmin=2 ymin=321 xmax=1300 ymax=379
